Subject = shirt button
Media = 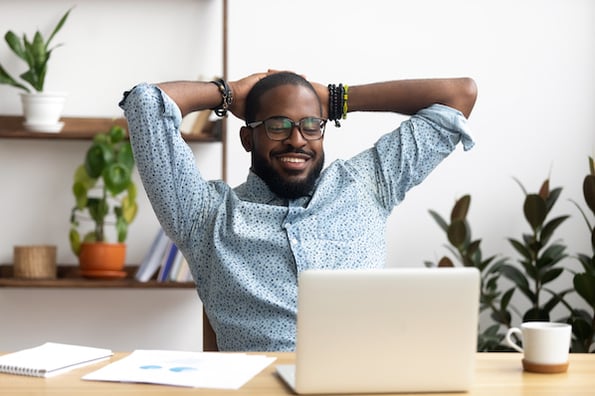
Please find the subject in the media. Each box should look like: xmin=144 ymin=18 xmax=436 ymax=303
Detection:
xmin=291 ymin=238 xmax=298 ymax=245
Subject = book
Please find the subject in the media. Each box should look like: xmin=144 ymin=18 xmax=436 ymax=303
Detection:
xmin=166 ymin=249 xmax=185 ymax=281
xmin=175 ymin=256 xmax=194 ymax=283
xmin=135 ymin=228 xmax=170 ymax=282
xmin=0 ymin=342 xmax=113 ymax=378
xmin=157 ymin=242 xmax=178 ymax=282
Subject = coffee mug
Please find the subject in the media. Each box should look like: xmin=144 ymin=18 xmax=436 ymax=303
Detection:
xmin=505 ymin=321 xmax=571 ymax=373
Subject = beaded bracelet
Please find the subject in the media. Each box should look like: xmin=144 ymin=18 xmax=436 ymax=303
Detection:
xmin=327 ymin=84 xmax=345 ymax=127
xmin=342 ymin=84 xmax=349 ymax=120
xmin=210 ymin=79 xmax=233 ymax=117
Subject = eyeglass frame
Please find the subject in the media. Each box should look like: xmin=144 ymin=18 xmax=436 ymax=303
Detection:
xmin=246 ymin=116 xmax=327 ymax=141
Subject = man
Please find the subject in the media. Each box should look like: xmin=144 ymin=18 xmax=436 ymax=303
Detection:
xmin=119 ymin=71 xmax=477 ymax=351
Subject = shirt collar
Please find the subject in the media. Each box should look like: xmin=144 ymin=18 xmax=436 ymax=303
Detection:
xmin=236 ymin=171 xmax=313 ymax=207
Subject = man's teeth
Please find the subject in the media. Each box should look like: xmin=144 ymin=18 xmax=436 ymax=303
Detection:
xmin=280 ymin=157 xmax=305 ymax=163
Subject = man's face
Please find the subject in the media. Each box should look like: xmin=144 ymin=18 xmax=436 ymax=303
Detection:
xmin=241 ymin=84 xmax=325 ymax=199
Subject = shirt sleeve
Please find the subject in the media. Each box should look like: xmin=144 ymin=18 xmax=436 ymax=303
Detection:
xmin=118 ymin=83 xmax=215 ymax=241
xmin=346 ymin=103 xmax=475 ymax=210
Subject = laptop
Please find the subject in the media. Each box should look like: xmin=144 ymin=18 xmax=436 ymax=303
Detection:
xmin=276 ymin=267 xmax=480 ymax=394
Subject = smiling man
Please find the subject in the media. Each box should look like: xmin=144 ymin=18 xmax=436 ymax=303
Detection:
xmin=119 ymin=71 xmax=477 ymax=351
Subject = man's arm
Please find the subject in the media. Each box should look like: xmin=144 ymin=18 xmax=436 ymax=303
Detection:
xmin=157 ymin=72 xmax=270 ymax=118
xmin=313 ymin=78 xmax=477 ymax=119
xmin=159 ymin=75 xmax=476 ymax=120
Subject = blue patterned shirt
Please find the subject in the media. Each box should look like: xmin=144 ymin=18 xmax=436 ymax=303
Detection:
xmin=120 ymin=83 xmax=474 ymax=351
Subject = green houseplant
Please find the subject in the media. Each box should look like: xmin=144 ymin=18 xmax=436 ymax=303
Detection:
xmin=426 ymin=195 xmax=511 ymax=351
xmin=0 ymin=8 xmax=72 ymax=131
xmin=428 ymin=176 xmax=594 ymax=352
xmin=567 ymin=157 xmax=595 ymax=352
xmin=69 ymin=125 xmax=138 ymax=278
xmin=500 ymin=178 xmax=570 ymax=323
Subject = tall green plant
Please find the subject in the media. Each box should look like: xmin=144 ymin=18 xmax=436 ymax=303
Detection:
xmin=567 ymin=157 xmax=595 ymax=352
xmin=427 ymin=195 xmax=510 ymax=351
xmin=0 ymin=8 xmax=72 ymax=93
xmin=69 ymin=125 xmax=138 ymax=256
xmin=500 ymin=179 xmax=570 ymax=322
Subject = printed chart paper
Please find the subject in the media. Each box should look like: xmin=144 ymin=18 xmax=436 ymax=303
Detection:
xmin=82 ymin=349 xmax=276 ymax=389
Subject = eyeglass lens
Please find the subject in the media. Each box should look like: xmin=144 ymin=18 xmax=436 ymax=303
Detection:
xmin=264 ymin=117 xmax=325 ymax=140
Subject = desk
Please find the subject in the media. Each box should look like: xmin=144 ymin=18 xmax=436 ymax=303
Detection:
xmin=1 ymin=352 xmax=594 ymax=395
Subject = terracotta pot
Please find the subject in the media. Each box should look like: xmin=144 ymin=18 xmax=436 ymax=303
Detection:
xmin=79 ymin=242 xmax=126 ymax=279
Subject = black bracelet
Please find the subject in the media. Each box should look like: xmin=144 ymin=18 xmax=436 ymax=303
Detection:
xmin=327 ymin=84 xmax=343 ymax=127
xmin=210 ymin=79 xmax=233 ymax=117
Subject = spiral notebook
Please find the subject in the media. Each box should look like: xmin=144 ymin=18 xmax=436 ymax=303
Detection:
xmin=0 ymin=342 xmax=113 ymax=378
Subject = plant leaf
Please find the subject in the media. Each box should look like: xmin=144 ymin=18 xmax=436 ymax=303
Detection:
xmin=429 ymin=210 xmax=448 ymax=233
xmin=545 ymin=187 xmax=563 ymax=214
xmin=523 ymin=307 xmax=550 ymax=322
xmin=46 ymin=8 xmax=73 ymax=48
xmin=540 ymin=215 xmax=570 ymax=246
xmin=0 ymin=64 xmax=30 ymax=92
xmin=584 ymin=174 xmax=595 ymax=214
xmin=447 ymin=220 xmax=467 ymax=248
xmin=524 ymin=194 xmax=547 ymax=230
xmin=500 ymin=264 xmax=535 ymax=301
xmin=103 ymin=163 xmax=131 ymax=195
xmin=501 ymin=287 xmax=515 ymax=310
xmin=4 ymin=31 xmax=26 ymax=60
xmin=538 ymin=179 xmax=549 ymax=200
xmin=508 ymin=238 xmax=532 ymax=261
xmin=85 ymin=142 xmax=114 ymax=178
xmin=512 ymin=176 xmax=528 ymax=195
xmin=574 ymin=273 xmax=595 ymax=308
xmin=438 ymin=256 xmax=454 ymax=268
xmin=541 ymin=267 xmax=564 ymax=284
xmin=451 ymin=195 xmax=470 ymax=222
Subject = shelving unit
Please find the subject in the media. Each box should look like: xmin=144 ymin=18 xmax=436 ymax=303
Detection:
xmin=0 ymin=265 xmax=193 ymax=288
xmin=0 ymin=0 xmax=228 ymax=290
xmin=0 ymin=115 xmax=221 ymax=142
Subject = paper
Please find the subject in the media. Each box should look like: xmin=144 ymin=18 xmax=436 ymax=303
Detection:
xmin=82 ymin=349 xmax=276 ymax=389
xmin=0 ymin=342 xmax=113 ymax=377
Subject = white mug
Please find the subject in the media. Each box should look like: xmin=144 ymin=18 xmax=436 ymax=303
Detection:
xmin=505 ymin=321 xmax=571 ymax=373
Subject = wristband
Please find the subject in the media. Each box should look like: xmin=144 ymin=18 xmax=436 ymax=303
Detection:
xmin=210 ymin=79 xmax=233 ymax=117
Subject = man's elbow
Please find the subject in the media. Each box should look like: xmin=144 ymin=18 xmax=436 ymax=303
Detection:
xmin=458 ymin=77 xmax=478 ymax=119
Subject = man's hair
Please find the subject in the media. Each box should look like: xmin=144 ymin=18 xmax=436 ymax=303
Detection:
xmin=244 ymin=72 xmax=321 ymax=123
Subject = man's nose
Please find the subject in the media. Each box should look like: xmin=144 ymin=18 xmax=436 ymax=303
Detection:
xmin=283 ymin=125 xmax=307 ymax=146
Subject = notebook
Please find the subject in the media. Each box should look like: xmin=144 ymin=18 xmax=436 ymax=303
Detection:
xmin=276 ymin=267 xmax=480 ymax=394
xmin=0 ymin=342 xmax=113 ymax=378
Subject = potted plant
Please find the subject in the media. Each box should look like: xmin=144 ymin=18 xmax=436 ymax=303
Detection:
xmin=69 ymin=125 xmax=138 ymax=279
xmin=0 ymin=8 xmax=72 ymax=132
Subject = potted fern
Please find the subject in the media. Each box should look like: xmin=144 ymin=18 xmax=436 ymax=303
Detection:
xmin=69 ymin=125 xmax=138 ymax=279
xmin=0 ymin=8 xmax=72 ymax=132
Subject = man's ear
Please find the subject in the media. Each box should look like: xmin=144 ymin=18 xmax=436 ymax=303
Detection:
xmin=240 ymin=127 xmax=253 ymax=152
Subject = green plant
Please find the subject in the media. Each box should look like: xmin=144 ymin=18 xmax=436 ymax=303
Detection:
xmin=427 ymin=195 xmax=510 ymax=351
xmin=500 ymin=178 xmax=571 ymax=323
xmin=0 ymin=8 xmax=72 ymax=93
xmin=567 ymin=157 xmax=595 ymax=352
xmin=69 ymin=125 xmax=138 ymax=256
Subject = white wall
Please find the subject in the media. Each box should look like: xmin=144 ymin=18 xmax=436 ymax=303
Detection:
xmin=1 ymin=0 xmax=594 ymax=350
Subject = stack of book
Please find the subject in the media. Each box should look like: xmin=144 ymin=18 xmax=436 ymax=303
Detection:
xmin=135 ymin=228 xmax=193 ymax=283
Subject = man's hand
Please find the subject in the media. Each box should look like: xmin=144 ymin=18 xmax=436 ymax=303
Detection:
xmin=228 ymin=70 xmax=329 ymax=120
xmin=228 ymin=71 xmax=271 ymax=121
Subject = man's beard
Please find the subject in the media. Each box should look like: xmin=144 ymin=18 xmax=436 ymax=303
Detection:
xmin=252 ymin=149 xmax=324 ymax=199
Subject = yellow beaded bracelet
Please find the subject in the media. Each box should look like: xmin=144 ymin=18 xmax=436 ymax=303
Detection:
xmin=342 ymin=84 xmax=349 ymax=119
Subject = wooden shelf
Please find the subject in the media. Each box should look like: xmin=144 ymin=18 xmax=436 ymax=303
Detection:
xmin=0 ymin=265 xmax=195 ymax=289
xmin=0 ymin=115 xmax=221 ymax=142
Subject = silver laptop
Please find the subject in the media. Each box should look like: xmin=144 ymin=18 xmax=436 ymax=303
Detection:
xmin=276 ymin=267 xmax=480 ymax=394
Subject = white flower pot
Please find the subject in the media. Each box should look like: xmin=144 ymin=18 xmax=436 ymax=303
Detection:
xmin=20 ymin=92 xmax=67 ymax=133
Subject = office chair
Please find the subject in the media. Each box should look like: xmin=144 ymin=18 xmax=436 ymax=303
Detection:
xmin=202 ymin=309 xmax=218 ymax=351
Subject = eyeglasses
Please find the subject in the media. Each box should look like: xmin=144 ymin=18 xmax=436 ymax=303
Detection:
xmin=247 ymin=116 xmax=327 ymax=141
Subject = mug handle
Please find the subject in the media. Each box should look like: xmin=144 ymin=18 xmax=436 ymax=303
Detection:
xmin=505 ymin=327 xmax=524 ymax=353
